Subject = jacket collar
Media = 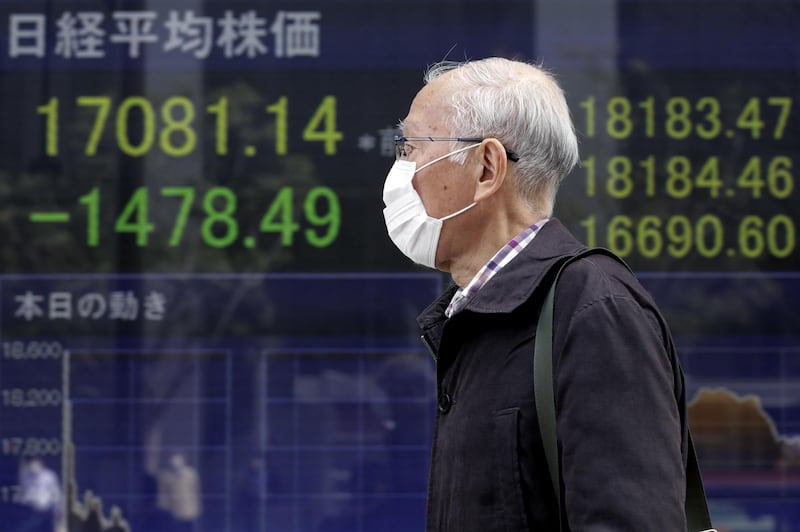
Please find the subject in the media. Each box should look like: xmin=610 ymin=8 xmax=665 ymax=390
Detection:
xmin=417 ymin=218 xmax=585 ymax=331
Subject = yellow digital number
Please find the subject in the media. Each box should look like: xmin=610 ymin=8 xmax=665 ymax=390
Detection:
xmin=303 ymin=96 xmax=343 ymax=155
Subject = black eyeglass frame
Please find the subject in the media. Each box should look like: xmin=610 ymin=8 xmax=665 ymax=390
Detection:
xmin=393 ymin=135 xmax=521 ymax=162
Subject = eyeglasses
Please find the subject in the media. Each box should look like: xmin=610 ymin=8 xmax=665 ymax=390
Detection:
xmin=394 ymin=136 xmax=521 ymax=162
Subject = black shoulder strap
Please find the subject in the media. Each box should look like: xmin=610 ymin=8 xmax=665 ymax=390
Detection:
xmin=533 ymin=248 xmax=714 ymax=532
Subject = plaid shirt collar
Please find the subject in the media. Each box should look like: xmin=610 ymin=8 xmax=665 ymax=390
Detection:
xmin=445 ymin=219 xmax=549 ymax=318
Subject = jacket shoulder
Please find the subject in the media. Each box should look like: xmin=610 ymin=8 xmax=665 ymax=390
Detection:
xmin=556 ymin=251 xmax=648 ymax=305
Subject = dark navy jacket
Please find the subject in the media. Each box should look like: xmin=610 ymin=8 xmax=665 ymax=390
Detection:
xmin=417 ymin=219 xmax=687 ymax=531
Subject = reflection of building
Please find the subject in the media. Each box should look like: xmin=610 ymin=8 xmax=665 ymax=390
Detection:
xmin=688 ymin=388 xmax=783 ymax=471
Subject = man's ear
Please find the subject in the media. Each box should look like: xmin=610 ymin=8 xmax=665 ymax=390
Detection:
xmin=473 ymin=138 xmax=508 ymax=202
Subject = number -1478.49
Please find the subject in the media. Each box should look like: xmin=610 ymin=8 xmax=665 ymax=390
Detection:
xmin=61 ymin=185 xmax=341 ymax=248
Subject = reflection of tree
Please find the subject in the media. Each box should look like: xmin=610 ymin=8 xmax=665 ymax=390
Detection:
xmin=182 ymin=81 xmax=323 ymax=273
xmin=0 ymin=167 xmax=115 ymax=273
xmin=1 ymin=78 xmax=327 ymax=275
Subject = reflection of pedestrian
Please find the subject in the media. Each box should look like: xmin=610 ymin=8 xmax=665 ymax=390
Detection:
xmin=157 ymin=451 xmax=201 ymax=532
xmin=16 ymin=457 xmax=61 ymax=532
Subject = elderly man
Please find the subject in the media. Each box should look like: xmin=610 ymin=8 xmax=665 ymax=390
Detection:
xmin=382 ymin=57 xmax=688 ymax=530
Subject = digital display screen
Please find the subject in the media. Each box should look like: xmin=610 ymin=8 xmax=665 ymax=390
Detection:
xmin=0 ymin=1 xmax=798 ymax=531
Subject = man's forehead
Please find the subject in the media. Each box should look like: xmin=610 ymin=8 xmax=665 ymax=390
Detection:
xmin=398 ymin=118 xmax=417 ymax=133
xmin=404 ymin=82 xmax=450 ymax=133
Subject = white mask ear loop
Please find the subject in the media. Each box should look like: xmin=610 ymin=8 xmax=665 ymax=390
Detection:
xmin=439 ymin=201 xmax=476 ymax=222
xmin=415 ymin=142 xmax=482 ymax=221
xmin=414 ymin=143 xmax=482 ymax=174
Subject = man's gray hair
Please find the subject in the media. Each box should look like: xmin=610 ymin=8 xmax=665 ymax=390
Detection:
xmin=424 ymin=57 xmax=579 ymax=216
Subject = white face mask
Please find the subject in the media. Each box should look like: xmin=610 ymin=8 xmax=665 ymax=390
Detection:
xmin=382 ymin=144 xmax=480 ymax=268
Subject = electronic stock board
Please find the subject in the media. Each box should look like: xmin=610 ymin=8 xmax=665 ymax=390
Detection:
xmin=0 ymin=1 xmax=798 ymax=531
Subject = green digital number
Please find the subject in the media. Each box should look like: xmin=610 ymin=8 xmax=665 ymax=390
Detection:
xmin=79 ymin=187 xmax=100 ymax=246
xmin=304 ymin=187 xmax=341 ymax=247
xmin=162 ymin=187 xmax=195 ymax=245
xmin=115 ymin=187 xmax=154 ymax=245
xmin=259 ymin=187 xmax=300 ymax=245
xmin=202 ymin=187 xmax=239 ymax=247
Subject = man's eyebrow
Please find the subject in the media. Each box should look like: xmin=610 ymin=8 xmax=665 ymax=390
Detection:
xmin=396 ymin=119 xmax=407 ymax=134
